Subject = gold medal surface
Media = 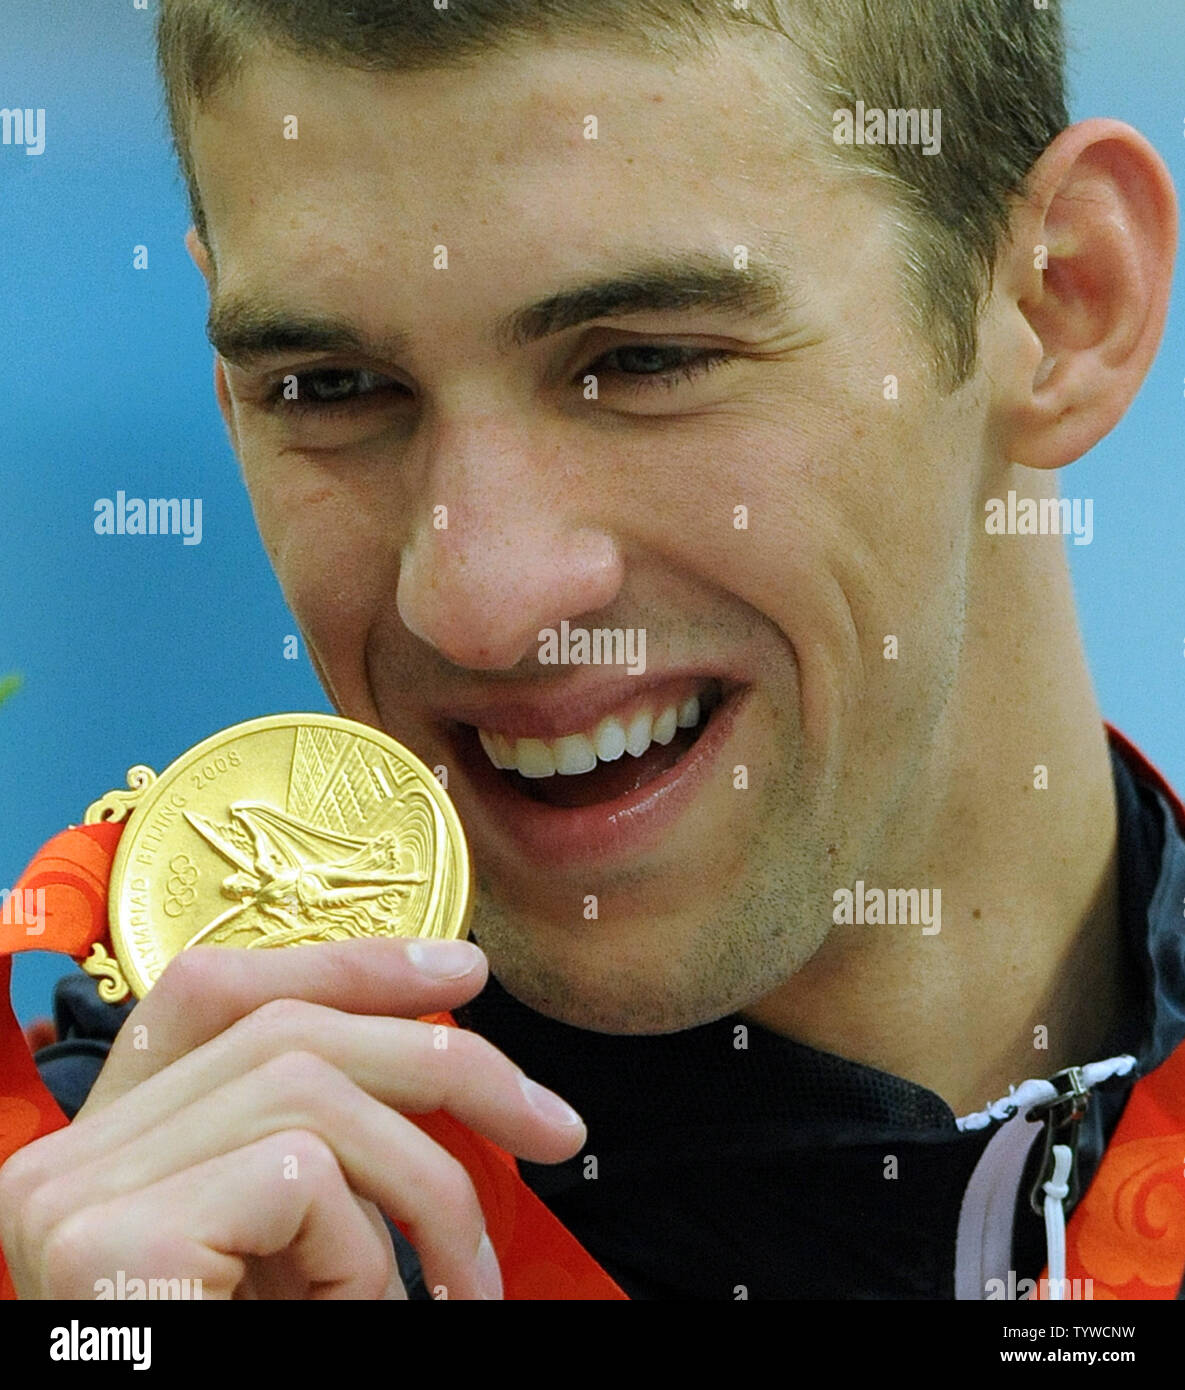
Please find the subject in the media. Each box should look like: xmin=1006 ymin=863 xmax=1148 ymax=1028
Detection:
xmin=85 ymin=714 xmax=471 ymax=1002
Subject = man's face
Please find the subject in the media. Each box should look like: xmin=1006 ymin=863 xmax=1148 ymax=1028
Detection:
xmin=188 ymin=33 xmax=990 ymax=1032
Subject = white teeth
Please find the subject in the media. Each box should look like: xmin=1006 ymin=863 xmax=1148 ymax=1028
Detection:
xmin=515 ymin=738 xmax=556 ymax=778
xmin=494 ymin=733 xmax=516 ymax=768
xmin=477 ymin=689 xmax=714 ymax=778
xmin=553 ymin=733 xmax=598 ymax=775
xmin=479 ymin=730 xmax=516 ymax=769
xmin=594 ymin=717 xmax=627 ymax=762
xmin=652 ymin=706 xmax=677 ymax=746
xmin=478 ymin=729 xmax=508 ymax=769
xmin=624 ymin=710 xmax=654 ymax=757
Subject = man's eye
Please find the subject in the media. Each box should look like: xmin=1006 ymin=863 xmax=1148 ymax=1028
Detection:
xmin=269 ymin=368 xmax=403 ymax=412
xmin=591 ymin=345 xmax=733 ymax=390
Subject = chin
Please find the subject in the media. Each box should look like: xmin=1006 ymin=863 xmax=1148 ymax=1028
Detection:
xmin=473 ymin=920 xmax=765 ymax=1036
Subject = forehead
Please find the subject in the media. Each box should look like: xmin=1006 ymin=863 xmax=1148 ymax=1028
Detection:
xmin=188 ymin=36 xmax=841 ymax=286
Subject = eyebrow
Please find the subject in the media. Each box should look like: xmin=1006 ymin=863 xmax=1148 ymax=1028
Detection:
xmin=207 ymin=253 xmax=797 ymax=366
xmin=495 ymin=255 xmax=795 ymax=350
xmin=206 ymin=303 xmax=413 ymax=368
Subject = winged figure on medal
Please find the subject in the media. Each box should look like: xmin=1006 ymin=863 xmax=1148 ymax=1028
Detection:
xmin=181 ymin=801 xmax=430 ymax=950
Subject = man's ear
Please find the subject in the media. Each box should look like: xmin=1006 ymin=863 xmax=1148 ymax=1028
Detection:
xmin=184 ymin=227 xmax=240 ymax=451
xmin=992 ymin=118 xmax=1177 ymax=471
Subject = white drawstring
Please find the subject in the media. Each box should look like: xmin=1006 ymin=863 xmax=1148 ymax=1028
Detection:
xmin=956 ymin=1055 xmax=1136 ymax=1132
xmin=1042 ymin=1144 xmax=1073 ymax=1299
xmin=957 ymin=1078 xmax=1057 ymax=1131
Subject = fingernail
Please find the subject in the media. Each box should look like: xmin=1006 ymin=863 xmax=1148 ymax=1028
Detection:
xmin=476 ymin=1231 xmax=503 ymax=1300
xmin=407 ymin=939 xmax=480 ymax=979
xmin=518 ymin=1072 xmax=584 ymax=1127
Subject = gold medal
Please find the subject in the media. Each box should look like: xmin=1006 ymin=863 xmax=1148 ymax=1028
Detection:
xmin=80 ymin=714 xmax=471 ymax=1002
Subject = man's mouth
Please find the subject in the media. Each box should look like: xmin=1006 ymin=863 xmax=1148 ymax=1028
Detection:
xmin=473 ymin=680 xmax=723 ymax=809
xmin=433 ymin=667 xmax=750 ymax=861
xmin=440 ymin=673 xmax=745 ymax=867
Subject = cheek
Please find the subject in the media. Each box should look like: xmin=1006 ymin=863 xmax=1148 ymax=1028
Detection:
xmin=630 ymin=394 xmax=969 ymax=765
xmin=626 ymin=410 xmax=865 ymax=641
xmin=245 ymin=462 xmax=396 ymax=667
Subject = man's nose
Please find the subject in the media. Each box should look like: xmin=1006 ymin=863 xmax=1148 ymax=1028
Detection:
xmin=395 ymin=420 xmax=625 ymax=670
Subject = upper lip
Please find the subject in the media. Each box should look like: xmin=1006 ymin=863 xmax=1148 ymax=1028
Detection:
xmin=432 ymin=669 xmax=737 ymax=741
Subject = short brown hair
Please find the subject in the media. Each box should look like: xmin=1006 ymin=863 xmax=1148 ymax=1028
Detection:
xmin=157 ymin=0 xmax=1068 ymax=390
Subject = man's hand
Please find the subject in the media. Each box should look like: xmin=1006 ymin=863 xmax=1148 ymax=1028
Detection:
xmin=0 ymin=938 xmax=586 ymax=1300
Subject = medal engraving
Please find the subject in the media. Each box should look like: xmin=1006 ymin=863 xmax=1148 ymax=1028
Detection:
xmin=103 ymin=715 xmax=471 ymax=998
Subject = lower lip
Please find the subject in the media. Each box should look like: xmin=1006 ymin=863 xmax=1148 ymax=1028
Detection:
xmin=451 ymin=686 xmax=748 ymax=868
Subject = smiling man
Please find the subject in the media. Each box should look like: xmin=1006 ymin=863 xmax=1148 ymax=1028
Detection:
xmin=2 ymin=0 xmax=1184 ymax=1302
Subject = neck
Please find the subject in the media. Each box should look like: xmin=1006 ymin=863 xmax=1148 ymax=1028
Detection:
xmin=743 ymin=479 xmax=1125 ymax=1116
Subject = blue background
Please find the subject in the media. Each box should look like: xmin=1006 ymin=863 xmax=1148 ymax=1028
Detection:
xmin=2 ymin=1 xmax=1183 ymax=1021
